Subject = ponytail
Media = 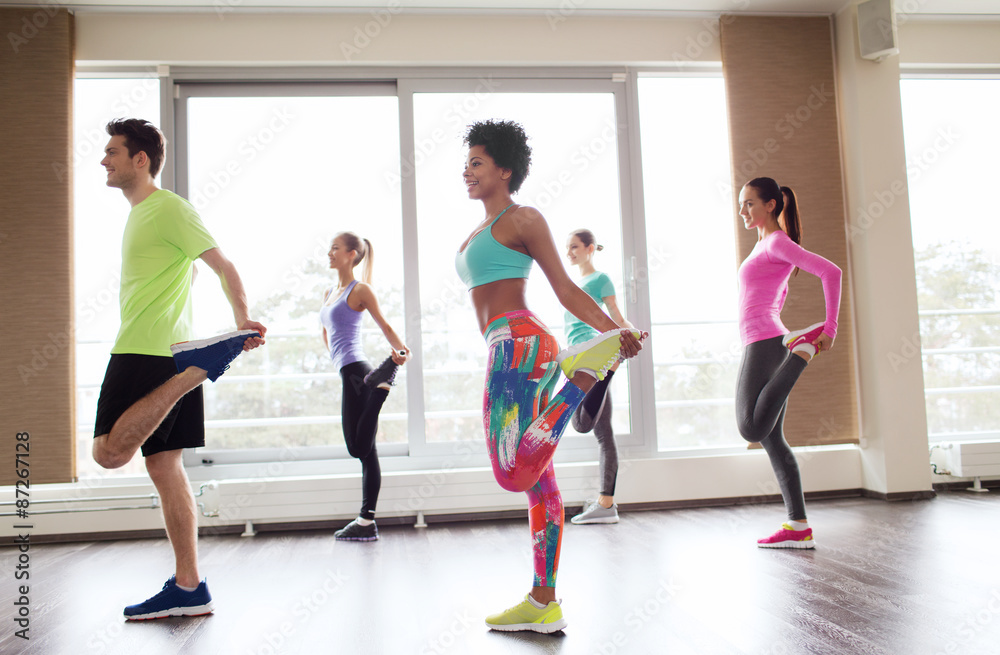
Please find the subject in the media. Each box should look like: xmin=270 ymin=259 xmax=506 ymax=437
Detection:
xmin=360 ymin=238 xmax=374 ymax=285
xmin=779 ymin=186 xmax=802 ymax=246
xmin=779 ymin=186 xmax=801 ymax=277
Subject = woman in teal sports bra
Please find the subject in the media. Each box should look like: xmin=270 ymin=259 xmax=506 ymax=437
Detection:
xmin=565 ymin=229 xmax=633 ymax=526
xmin=456 ymin=119 xmax=645 ymax=634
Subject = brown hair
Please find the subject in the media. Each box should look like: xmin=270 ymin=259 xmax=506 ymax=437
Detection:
xmin=105 ymin=118 xmax=166 ymax=178
xmin=570 ymin=229 xmax=604 ymax=252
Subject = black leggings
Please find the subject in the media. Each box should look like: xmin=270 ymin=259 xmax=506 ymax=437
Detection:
xmin=735 ymin=336 xmax=809 ymax=521
xmin=571 ymin=381 xmax=618 ymax=497
xmin=340 ymin=361 xmax=390 ymax=520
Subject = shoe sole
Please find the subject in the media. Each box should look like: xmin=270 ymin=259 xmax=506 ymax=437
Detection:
xmin=335 ymin=535 xmax=379 ymax=542
xmin=781 ymin=322 xmax=824 ymax=348
xmin=757 ymin=540 xmax=815 ymax=549
xmin=570 ymin=516 xmax=619 ymax=524
xmin=485 ymin=619 xmax=567 ymax=633
xmin=170 ymin=329 xmax=260 ymax=355
xmin=557 ymin=330 xmax=641 ymax=379
xmin=125 ymin=603 xmax=215 ymax=620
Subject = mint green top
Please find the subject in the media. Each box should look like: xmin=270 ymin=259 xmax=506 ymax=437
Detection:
xmin=112 ymin=189 xmax=218 ymax=357
xmin=455 ymin=203 xmax=533 ymax=290
xmin=564 ymin=271 xmax=616 ymax=346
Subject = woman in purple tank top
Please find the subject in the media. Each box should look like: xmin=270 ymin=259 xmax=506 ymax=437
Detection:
xmin=320 ymin=231 xmax=410 ymax=542
xmin=735 ymin=177 xmax=842 ymax=550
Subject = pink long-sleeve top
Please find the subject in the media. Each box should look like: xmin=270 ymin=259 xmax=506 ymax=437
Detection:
xmin=737 ymin=229 xmax=842 ymax=347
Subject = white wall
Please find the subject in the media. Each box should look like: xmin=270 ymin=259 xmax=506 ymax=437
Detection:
xmin=75 ymin=12 xmax=723 ymax=67
xmin=898 ymin=18 xmax=1000 ymax=67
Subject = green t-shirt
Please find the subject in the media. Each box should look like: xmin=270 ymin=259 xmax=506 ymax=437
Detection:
xmin=111 ymin=189 xmax=218 ymax=357
xmin=564 ymin=271 xmax=616 ymax=346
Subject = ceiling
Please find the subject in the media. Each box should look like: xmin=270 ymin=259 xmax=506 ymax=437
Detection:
xmin=14 ymin=0 xmax=1000 ymax=16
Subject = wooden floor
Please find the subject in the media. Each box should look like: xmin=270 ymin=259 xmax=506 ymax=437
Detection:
xmin=3 ymin=491 xmax=1000 ymax=655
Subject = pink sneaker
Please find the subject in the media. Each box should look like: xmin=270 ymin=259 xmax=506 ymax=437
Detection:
xmin=757 ymin=522 xmax=815 ymax=549
xmin=782 ymin=322 xmax=825 ymax=358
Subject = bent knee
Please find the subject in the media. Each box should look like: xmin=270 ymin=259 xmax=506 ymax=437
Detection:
xmin=346 ymin=445 xmax=374 ymax=460
xmin=493 ymin=469 xmax=531 ymax=493
xmin=92 ymin=438 xmax=129 ymax=469
xmin=737 ymin=424 xmax=765 ymax=444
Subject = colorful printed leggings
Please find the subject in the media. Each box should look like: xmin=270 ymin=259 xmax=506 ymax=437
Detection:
xmin=483 ymin=310 xmax=586 ymax=588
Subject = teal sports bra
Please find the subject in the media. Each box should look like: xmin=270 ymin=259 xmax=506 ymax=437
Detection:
xmin=455 ymin=203 xmax=534 ymax=290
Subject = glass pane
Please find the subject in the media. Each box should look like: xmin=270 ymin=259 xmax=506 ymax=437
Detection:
xmin=184 ymin=94 xmax=404 ymax=451
xmin=412 ymin=91 xmax=631 ymax=443
xmin=74 ymin=77 xmax=161 ymax=479
xmin=901 ymin=78 xmax=1000 ymax=442
xmin=638 ymin=76 xmax=740 ymax=450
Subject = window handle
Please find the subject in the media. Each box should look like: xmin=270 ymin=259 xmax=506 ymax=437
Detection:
xmin=627 ymin=256 xmax=637 ymax=304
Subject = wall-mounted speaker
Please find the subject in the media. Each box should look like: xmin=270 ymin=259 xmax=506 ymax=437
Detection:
xmin=857 ymin=0 xmax=899 ymax=62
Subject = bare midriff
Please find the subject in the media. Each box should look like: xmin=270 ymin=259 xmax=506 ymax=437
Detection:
xmin=470 ymin=278 xmax=530 ymax=333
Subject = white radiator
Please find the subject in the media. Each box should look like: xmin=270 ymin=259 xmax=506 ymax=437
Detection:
xmin=935 ymin=441 xmax=1000 ymax=478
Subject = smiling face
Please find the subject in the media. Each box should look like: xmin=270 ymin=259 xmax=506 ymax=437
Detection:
xmin=327 ymin=236 xmax=355 ymax=271
xmin=100 ymin=135 xmax=140 ymax=190
xmin=738 ymin=184 xmax=777 ymax=231
xmin=565 ymin=235 xmax=593 ymax=267
xmin=463 ymin=144 xmax=511 ymax=200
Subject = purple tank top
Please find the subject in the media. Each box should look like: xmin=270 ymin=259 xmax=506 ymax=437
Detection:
xmin=320 ymin=280 xmax=366 ymax=370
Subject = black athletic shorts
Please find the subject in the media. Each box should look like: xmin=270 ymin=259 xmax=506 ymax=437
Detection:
xmin=94 ymin=354 xmax=205 ymax=457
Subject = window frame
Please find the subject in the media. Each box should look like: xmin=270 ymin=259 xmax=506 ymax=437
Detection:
xmin=72 ymin=65 xmax=762 ymax=481
xmin=899 ymin=69 xmax=1000 ymax=445
xmin=159 ymin=67 xmax=655 ymax=473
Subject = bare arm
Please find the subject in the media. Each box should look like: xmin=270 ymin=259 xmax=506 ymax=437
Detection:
xmin=199 ymin=247 xmax=266 ymax=348
xmin=352 ymin=283 xmax=409 ymax=365
xmin=513 ymin=207 xmax=618 ymax=331
xmin=320 ymin=288 xmax=332 ymax=351
xmin=603 ymin=295 xmax=632 ymax=329
xmin=509 ymin=207 xmax=643 ymax=357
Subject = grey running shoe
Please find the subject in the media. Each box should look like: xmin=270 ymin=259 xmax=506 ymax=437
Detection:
xmin=334 ymin=518 xmax=379 ymax=541
xmin=363 ymin=356 xmax=399 ymax=390
xmin=570 ymin=501 xmax=619 ymax=525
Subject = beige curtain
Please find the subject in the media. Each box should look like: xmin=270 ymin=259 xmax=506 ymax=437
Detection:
xmin=0 ymin=8 xmax=76 ymax=483
xmin=721 ymin=16 xmax=859 ymax=446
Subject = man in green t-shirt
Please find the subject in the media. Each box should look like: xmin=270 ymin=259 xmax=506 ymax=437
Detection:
xmin=92 ymin=119 xmax=267 ymax=621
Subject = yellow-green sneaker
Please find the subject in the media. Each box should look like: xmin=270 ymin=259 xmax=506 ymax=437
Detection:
xmin=485 ymin=594 xmax=567 ymax=633
xmin=557 ymin=330 xmax=640 ymax=381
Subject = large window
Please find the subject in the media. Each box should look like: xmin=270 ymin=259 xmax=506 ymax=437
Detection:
xmin=410 ymin=87 xmax=634 ymax=450
xmin=74 ymin=77 xmax=161 ymax=479
xmin=901 ymin=77 xmax=1000 ymax=444
xmin=73 ymin=69 xmax=749 ymax=477
xmin=178 ymin=86 xmax=405 ymax=458
xmin=637 ymin=75 xmax=741 ymax=451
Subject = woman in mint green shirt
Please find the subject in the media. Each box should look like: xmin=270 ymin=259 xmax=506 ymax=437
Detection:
xmin=565 ymin=229 xmax=632 ymax=525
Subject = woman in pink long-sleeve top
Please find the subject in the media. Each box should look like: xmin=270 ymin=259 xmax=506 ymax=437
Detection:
xmin=735 ymin=176 xmax=842 ymax=550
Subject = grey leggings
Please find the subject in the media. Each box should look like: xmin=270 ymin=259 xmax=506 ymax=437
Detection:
xmin=735 ymin=336 xmax=809 ymax=521
xmin=572 ymin=382 xmax=618 ymax=497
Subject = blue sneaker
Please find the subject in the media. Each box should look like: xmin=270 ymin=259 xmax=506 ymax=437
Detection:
xmin=124 ymin=576 xmax=214 ymax=620
xmin=170 ymin=329 xmax=259 ymax=382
